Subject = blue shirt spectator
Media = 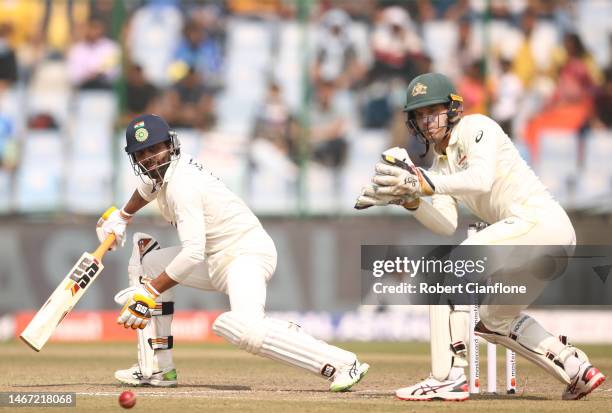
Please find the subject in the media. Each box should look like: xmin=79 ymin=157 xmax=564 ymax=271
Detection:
xmin=171 ymin=19 xmax=224 ymax=92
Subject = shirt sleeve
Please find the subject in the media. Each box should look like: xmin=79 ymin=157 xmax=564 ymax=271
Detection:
xmin=413 ymin=195 xmax=458 ymax=236
xmin=164 ymin=183 xmax=207 ymax=282
xmin=428 ymin=115 xmax=499 ymax=195
xmin=411 ymin=155 xmax=458 ymax=236
xmin=136 ymin=178 xmax=159 ymax=203
xmin=432 ymin=194 xmax=458 ymax=229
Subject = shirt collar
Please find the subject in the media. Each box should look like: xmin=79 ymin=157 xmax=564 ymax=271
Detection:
xmin=448 ymin=123 xmax=460 ymax=146
xmin=151 ymin=156 xmax=181 ymax=191
xmin=163 ymin=156 xmax=181 ymax=183
xmin=432 ymin=123 xmax=460 ymax=157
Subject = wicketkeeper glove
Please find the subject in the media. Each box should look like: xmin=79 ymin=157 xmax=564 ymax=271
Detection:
xmin=354 ymin=147 xmax=422 ymax=210
xmin=371 ymin=151 xmax=435 ymax=198
xmin=354 ymin=183 xmax=420 ymax=210
xmin=96 ymin=206 xmax=132 ymax=250
xmin=115 ymin=283 xmax=159 ymax=329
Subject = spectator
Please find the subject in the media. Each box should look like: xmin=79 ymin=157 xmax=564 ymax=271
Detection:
xmin=312 ymin=9 xmax=365 ymax=90
xmin=189 ymin=3 xmax=227 ymax=53
xmin=227 ymin=0 xmax=289 ymax=18
xmin=0 ymin=1 xmax=40 ymax=49
xmin=170 ymin=18 xmax=224 ymax=93
xmin=456 ymin=60 xmax=488 ymax=115
xmin=369 ymin=5 xmax=426 ymax=83
xmin=124 ymin=63 xmax=159 ymax=120
xmin=592 ymin=67 xmax=612 ymax=129
xmin=66 ymin=17 xmax=120 ymax=89
xmin=551 ymin=33 xmax=603 ymax=103
xmin=0 ymin=114 xmax=17 ymax=172
xmin=512 ymin=9 xmax=557 ymax=88
xmin=161 ymin=67 xmax=216 ymax=131
xmin=491 ymin=58 xmax=523 ymax=138
xmin=416 ymin=0 xmax=470 ymax=22
xmin=88 ymin=0 xmax=118 ymax=37
xmin=309 ymin=81 xmax=348 ymax=169
xmin=454 ymin=17 xmax=482 ymax=78
xmin=251 ymin=81 xmax=297 ymax=162
xmin=247 ymin=81 xmax=299 ymax=197
xmin=0 ymin=23 xmax=17 ymax=90
xmin=524 ymin=32 xmax=602 ymax=162
xmin=362 ymin=5 xmax=429 ymax=129
xmin=126 ymin=0 xmax=183 ymax=87
xmin=39 ymin=0 xmax=90 ymax=54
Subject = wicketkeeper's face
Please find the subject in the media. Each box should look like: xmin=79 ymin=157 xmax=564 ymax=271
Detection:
xmin=413 ymin=104 xmax=449 ymax=143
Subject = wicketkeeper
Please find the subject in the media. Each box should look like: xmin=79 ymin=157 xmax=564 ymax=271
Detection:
xmin=97 ymin=114 xmax=369 ymax=390
xmin=355 ymin=73 xmax=605 ymax=401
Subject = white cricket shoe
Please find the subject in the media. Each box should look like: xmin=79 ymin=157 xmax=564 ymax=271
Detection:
xmin=114 ymin=364 xmax=177 ymax=387
xmin=329 ymin=360 xmax=369 ymax=392
xmin=395 ymin=374 xmax=469 ymax=401
xmin=562 ymin=363 xmax=605 ymax=400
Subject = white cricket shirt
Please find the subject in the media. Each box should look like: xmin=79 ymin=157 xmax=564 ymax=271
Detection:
xmin=426 ymin=114 xmax=553 ymax=226
xmin=136 ymin=155 xmax=264 ymax=282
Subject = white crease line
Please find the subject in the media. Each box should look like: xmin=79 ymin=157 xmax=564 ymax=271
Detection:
xmin=76 ymin=390 xmax=394 ymax=398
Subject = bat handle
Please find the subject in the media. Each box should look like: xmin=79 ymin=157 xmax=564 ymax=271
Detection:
xmin=92 ymin=234 xmax=117 ymax=261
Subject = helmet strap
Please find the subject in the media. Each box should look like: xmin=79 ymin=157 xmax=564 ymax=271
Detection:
xmin=129 ymin=133 xmax=181 ymax=184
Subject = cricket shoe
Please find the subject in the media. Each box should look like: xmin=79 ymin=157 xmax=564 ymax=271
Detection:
xmin=562 ymin=363 xmax=605 ymax=400
xmin=395 ymin=374 xmax=469 ymax=401
xmin=329 ymin=360 xmax=370 ymax=392
xmin=114 ymin=364 xmax=178 ymax=387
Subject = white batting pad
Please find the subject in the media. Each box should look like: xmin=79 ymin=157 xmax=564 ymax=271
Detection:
xmin=127 ymin=233 xmax=174 ymax=378
xmin=477 ymin=313 xmax=588 ymax=384
xmin=430 ymin=305 xmax=469 ymax=381
xmin=212 ymin=311 xmax=356 ymax=378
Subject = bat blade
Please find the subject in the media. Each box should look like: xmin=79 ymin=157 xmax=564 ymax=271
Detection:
xmin=20 ymin=252 xmax=105 ymax=351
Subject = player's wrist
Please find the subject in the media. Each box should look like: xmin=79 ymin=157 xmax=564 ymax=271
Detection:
xmin=119 ymin=207 xmax=134 ymax=221
xmin=402 ymin=198 xmax=420 ymax=211
xmin=142 ymin=281 xmax=160 ymax=300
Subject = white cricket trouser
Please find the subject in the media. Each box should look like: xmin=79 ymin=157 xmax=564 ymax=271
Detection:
xmin=141 ymin=228 xmax=277 ymax=316
xmin=141 ymin=230 xmax=358 ymax=378
xmin=460 ymin=199 xmax=576 ymax=334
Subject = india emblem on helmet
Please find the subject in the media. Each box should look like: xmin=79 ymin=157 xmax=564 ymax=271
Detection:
xmin=135 ymin=127 xmax=149 ymax=142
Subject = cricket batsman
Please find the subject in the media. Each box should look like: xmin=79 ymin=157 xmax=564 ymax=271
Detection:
xmin=355 ymin=73 xmax=605 ymax=401
xmin=97 ymin=114 xmax=369 ymax=390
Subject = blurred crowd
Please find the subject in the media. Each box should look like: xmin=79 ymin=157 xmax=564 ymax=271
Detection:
xmin=0 ymin=0 xmax=611 ymax=211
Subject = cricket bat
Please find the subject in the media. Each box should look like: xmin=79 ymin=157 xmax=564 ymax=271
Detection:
xmin=20 ymin=210 xmax=118 ymax=351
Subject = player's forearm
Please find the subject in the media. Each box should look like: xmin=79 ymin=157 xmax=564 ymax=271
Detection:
xmin=165 ymin=246 xmax=205 ymax=283
xmin=122 ymin=190 xmax=150 ymax=216
xmin=409 ymin=199 xmax=457 ymax=236
xmin=150 ymin=271 xmax=179 ymax=294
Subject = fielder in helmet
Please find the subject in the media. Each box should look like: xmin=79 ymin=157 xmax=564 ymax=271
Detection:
xmin=356 ymin=73 xmax=605 ymax=401
xmin=403 ymin=72 xmax=464 ymax=157
xmin=96 ymin=114 xmax=369 ymax=391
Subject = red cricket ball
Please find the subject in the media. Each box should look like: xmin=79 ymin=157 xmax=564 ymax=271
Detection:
xmin=118 ymin=391 xmax=136 ymax=409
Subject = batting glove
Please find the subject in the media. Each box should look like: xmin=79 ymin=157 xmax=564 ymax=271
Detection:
xmin=96 ymin=206 xmax=132 ymax=250
xmin=116 ymin=283 xmax=159 ymax=329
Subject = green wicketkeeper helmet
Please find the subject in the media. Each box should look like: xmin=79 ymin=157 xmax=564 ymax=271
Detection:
xmin=403 ymin=73 xmax=463 ymax=156
xmin=403 ymin=72 xmax=462 ymax=113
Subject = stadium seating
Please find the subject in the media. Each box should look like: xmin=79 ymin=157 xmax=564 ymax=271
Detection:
xmin=216 ymin=18 xmax=271 ymax=136
xmin=65 ymin=92 xmax=116 ymax=213
xmin=26 ymin=59 xmax=71 ymax=127
xmin=536 ymin=130 xmax=579 ymax=205
xmin=15 ymin=131 xmax=63 ymax=212
xmin=341 ymin=129 xmax=389 ymax=214
xmin=0 ymin=170 xmax=10 ymax=213
xmin=575 ymin=130 xmax=612 ymax=207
